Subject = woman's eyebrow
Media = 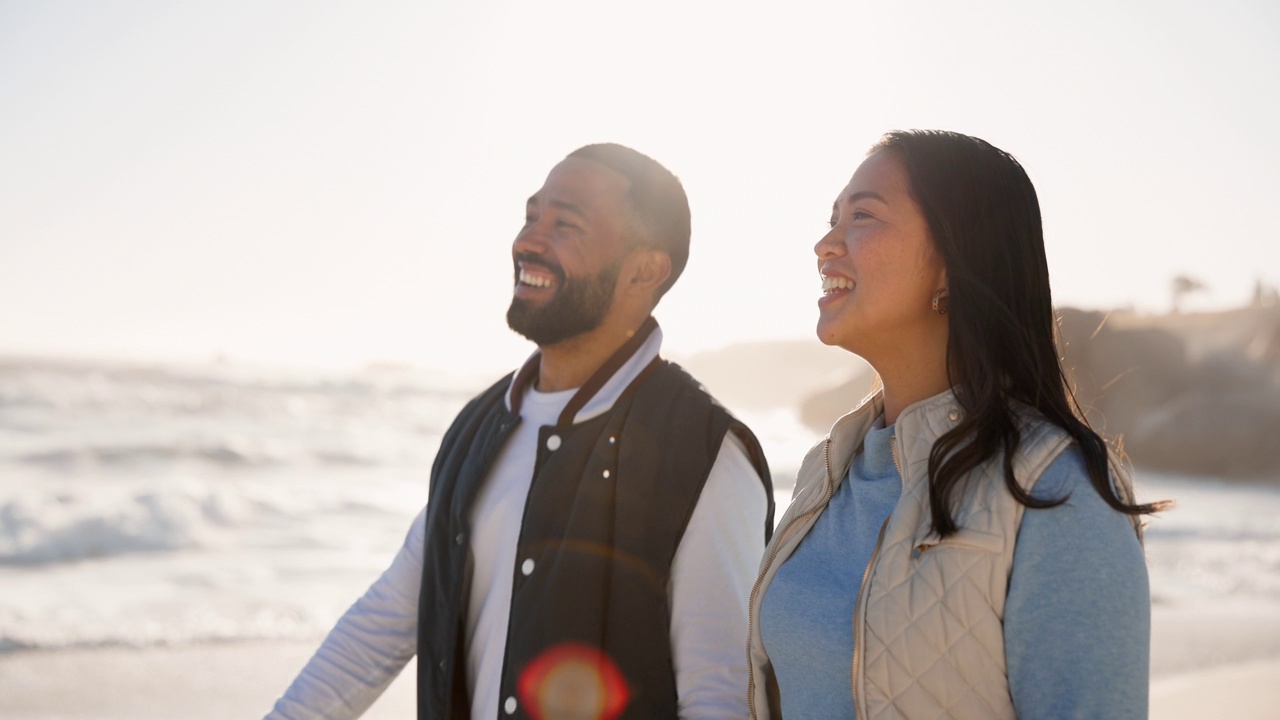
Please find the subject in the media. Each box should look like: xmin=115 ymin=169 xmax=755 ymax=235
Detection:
xmin=844 ymin=190 xmax=888 ymax=205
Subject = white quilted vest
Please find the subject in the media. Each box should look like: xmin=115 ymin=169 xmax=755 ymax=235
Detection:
xmin=857 ymin=394 xmax=1069 ymax=720
xmin=747 ymin=390 xmax=1132 ymax=720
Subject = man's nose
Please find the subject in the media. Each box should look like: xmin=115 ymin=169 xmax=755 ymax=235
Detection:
xmin=513 ymin=219 xmax=550 ymax=256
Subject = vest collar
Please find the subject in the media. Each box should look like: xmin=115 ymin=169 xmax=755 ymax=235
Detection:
xmin=506 ymin=316 xmax=661 ymax=426
xmin=827 ymin=387 xmax=966 ymax=483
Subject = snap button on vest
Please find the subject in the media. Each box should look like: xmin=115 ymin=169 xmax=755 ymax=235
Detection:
xmin=504 ymin=696 xmax=517 ymax=714
xmin=602 ymin=469 xmax=611 ymax=478
xmin=546 ymin=434 xmax=562 ymax=450
xmin=521 ymin=558 xmax=535 ymax=576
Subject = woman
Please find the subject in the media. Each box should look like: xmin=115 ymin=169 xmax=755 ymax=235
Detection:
xmin=747 ymin=130 xmax=1162 ymax=719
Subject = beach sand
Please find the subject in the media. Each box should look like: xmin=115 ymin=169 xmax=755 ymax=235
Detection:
xmin=1147 ymin=604 xmax=1280 ymax=719
xmin=1151 ymin=659 xmax=1280 ymax=720
xmin=0 ymin=641 xmax=416 ymax=720
xmin=2 ymin=604 xmax=1279 ymax=719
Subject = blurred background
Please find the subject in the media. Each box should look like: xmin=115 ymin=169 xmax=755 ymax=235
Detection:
xmin=1 ymin=1 xmax=1278 ymax=718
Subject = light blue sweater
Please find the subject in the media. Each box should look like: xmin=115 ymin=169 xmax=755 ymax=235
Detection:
xmin=759 ymin=420 xmax=1150 ymax=719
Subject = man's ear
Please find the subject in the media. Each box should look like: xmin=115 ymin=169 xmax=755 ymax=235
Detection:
xmin=622 ymin=250 xmax=672 ymax=298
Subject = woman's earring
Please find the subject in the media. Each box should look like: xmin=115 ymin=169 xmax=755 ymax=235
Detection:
xmin=932 ymin=289 xmax=949 ymax=315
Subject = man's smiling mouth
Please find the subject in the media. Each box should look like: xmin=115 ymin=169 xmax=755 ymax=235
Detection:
xmin=518 ymin=268 xmax=556 ymax=288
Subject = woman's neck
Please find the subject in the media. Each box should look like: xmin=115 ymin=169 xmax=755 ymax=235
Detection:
xmin=874 ymin=354 xmax=951 ymax=425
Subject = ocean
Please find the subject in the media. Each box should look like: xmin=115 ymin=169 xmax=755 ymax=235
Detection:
xmin=1 ymin=356 xmax=1277 ymax=655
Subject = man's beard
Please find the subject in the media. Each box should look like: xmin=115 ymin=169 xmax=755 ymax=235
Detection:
xmin=506 ymin=256 xmax=623 ymax=347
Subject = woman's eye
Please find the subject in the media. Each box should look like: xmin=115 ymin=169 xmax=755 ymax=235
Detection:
xmin=850 ymin=210 xmax=871 ymax=221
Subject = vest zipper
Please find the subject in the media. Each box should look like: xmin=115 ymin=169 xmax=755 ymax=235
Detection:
xmin=746 ymin=437 xmax=839 ymax=720
xmin=849 ymin=432 xmax=904 ymax=716
xmin=850 ymin=517 xmax=889 ymax=715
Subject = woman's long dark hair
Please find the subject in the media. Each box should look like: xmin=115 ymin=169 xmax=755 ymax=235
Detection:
xmin=871 ymin=130 xmax=1163 ymax=536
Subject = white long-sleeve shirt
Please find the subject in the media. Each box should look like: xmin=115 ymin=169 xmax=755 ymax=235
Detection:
xmin=267 ymin=328 xmax=768 ymax=719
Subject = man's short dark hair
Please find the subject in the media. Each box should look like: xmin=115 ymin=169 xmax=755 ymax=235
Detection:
xmin=566 ymin=143 xmax=691 ymax=302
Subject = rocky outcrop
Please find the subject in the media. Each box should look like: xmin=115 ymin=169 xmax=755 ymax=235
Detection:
xmin=1061 ymin=305 xmax=1280 ymax=479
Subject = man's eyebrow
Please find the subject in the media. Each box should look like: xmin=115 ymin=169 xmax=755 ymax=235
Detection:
xmin=526 ymin=195 xmax=587 ymax=218
xmin=548 ymin=199 xmax=587 ymax=217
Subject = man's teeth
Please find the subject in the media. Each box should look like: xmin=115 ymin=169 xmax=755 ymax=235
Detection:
xmin=519 ymin=269 xmax=554 ymax=288
xmin=822 ymin=276 xmax=854 ymax=294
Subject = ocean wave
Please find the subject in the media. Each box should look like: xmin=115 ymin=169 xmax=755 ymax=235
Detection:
xmin=0 ymin=356 xmax=463 ymax=475
xmin=0 ymin=607 xmax=327 ymax=654
xmin=0 ymin=489 xmax=242 ymax=565
xmin=17 ymin=442 xmax=284 ymax=469
xmin=11 ymin=442 xmax=395 ymax=471
xmin=0 ymin=356 xmax=478 ymax=415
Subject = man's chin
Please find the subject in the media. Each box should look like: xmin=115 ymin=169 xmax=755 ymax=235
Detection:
xmin=506 ymin=302 xmax=550 ymax=345
xmin=505 ymin=276 xmax=614 ymax=347
xmin=506 ymin=298 xmax=539 ymax=327
xmin=507 ymin=307 xmax=604 ymax=348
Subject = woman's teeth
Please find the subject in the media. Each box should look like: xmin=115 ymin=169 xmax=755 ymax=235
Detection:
xmin=822 ymin=276 xmax=854 ymax=294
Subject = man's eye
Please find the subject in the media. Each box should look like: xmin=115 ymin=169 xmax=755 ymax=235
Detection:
xmin=850 ymin=210 xmax=871 ymax=221
xmin=556 ymin=220 xmax=580 ymax=231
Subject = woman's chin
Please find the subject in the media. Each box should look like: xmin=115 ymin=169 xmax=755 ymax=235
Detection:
xmin=815 ymin=325 xmax=854 ymax=353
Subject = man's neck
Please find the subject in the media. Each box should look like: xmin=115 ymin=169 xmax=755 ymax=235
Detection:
xmin=534 ymin=320 xmax=649 ymax=393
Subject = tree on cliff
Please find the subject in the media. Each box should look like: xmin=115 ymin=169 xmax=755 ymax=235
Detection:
xmin=1171 ymin=274 xmax=1207 ymax=313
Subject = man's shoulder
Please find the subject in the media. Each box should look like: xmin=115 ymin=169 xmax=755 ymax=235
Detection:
xmin=471 ymin=371 xmax=517 ymax=401
xmin=652 ymin=360 xmax=752 ymax=425
xmin=651 ymin=360 xmax=718 ymax=403
xmin=445 ymin=371 xmax=516 ymax=427
xmin=638 ymin=362 xmax=767 ymax=457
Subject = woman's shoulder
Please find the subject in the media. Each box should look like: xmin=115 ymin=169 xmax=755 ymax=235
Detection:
xmin=787 ymin=437 xmax=831 ymax=501
xmin=1024 ymin=445 xmax=1138 ymax=536
xmin=1026 ymin=444 xmax=1091 ymax=502
xmin=1014 ymin=443 xmax=1148 ymax=575
xmin=996 ymin=407 xmax=1079 ymax=492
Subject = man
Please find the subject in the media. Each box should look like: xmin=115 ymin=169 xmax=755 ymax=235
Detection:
xmin=266 ymin=143 xmax=774 ymax=720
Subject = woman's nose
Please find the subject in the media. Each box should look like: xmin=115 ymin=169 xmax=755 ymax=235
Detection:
xmin=814 ymin=226 xmax=844 ymax=259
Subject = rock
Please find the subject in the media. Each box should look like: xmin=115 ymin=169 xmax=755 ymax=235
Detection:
xmin=1058 ymin=305 xmax=1280 ymax=479
xmin=1128 ymin=387 xmax=1280 ymax=478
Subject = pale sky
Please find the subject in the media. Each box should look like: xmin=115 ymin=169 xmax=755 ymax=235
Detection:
xmin=2 ymin=0 xmax=1277 ymax=376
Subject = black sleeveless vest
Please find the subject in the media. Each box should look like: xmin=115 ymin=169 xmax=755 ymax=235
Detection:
xmin=415 ymin=324 xmax=772 ymax=720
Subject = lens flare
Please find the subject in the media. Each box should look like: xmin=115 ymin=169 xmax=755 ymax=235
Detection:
xmin=517 ymin=642 xmax=630 ymax=720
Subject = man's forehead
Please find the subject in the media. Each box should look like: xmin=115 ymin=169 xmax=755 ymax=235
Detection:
xmin=531 ymin=157 xmax=631 ymax=210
